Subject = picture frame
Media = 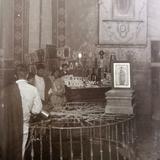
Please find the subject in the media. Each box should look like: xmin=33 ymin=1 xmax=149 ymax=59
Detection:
xmin=63 ymin=46 xmax=70 ymax=58
xmin=112 ymin=61 xmax=131 ymax=89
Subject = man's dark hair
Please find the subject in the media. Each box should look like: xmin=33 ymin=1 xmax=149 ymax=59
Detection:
xmin=15 ymin=64 xmax=28 ymax=79
xmin=51 ymin=68 xmax=60 ymax=75
xmin=27 ymin=72 xmax=35 ymax=80
xmin=62 ymin=63 xmax=68 ymax=68
xmin=36 ymin=64 xmax=45 ymax=71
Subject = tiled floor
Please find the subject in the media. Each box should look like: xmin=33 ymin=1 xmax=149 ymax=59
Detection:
xmin=135 ymin=116 xmax=160 ymax=160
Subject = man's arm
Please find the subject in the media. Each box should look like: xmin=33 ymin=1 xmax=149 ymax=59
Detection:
xmin=31 ymin=88 xmax=43 ymax=114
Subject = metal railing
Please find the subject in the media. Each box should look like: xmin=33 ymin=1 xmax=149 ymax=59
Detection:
xmin=27 ymin=103 xmax=136 ymax=160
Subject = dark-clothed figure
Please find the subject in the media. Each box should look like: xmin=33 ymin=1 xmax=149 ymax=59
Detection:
xmin=0 ymin=82 xmax=23 ymax=160
xmin=27 ymin=72 xmax=35 ymax=85
xmin=60 ymin=63 xmax=69 ymax=76
xmin=0 ymin=64 xmax=42 ymax=160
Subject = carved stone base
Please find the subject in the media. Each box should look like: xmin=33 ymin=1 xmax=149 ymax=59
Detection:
xmin=105 ymin=105 xmax=135 ymax=114
xmin=105 ymin=89 xmax=135 ymax=114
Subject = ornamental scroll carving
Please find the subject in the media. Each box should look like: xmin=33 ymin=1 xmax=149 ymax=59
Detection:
xmin=99 ymin=0 xmax=147 ymax=45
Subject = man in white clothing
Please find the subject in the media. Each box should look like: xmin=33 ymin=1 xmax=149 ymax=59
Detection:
xmin=35 ymin=64 xmax=46 ymax=102
xmin=35 ymin=64 xmax=52 ymax=104
xmin=15 ymin=64 xmax=42 ymax=158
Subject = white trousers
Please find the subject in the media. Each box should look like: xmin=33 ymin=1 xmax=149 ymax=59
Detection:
xmin=22 ymin=132 xmax=28 ymax=159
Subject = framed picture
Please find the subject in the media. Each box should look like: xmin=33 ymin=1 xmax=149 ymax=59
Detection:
xmin=112 ymin=62 xmax=131 ymax=89
xmin=57 ymin=48 xmax=64 ymax=58
xmin=63 ymin=46 xmax=70 ymax=58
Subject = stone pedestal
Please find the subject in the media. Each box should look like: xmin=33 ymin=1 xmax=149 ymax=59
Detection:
xmin=105 ymin=89 xmax=135 ymax=114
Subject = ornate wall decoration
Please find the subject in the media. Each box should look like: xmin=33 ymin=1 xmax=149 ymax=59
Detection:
xmin=117 ymin=23 xmax=129 ymax=38
xmin=99 ymin=0 xmax=147 ymax=45
xmin=23 ymin=0 xmax=29 ymax=59
xmin=14 ymin=0 xmax=23 ymax=63
xmin=57 ymin=0 xmax=65 ymax=48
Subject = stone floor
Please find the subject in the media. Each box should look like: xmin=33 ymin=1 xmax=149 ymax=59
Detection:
xmin=135 ymin=116 xmax=160 ymax=160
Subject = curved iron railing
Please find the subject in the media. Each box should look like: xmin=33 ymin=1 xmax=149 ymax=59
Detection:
xmin=27 ymin=102 xmax=136 ymax=160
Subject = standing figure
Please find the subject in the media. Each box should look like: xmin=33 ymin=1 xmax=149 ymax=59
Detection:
xmin=49 ymin=68 xmax=66 ymax=110
xmin=27 ymin=72 xmax=35 ymax=85
xmin=0 ymin=64 xmax=42 ymax=160
xmin=35 ymin=64 xmax=51 ymax=104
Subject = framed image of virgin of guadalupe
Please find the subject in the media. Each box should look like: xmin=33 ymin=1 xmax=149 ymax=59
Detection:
xmin=112 ymin=62 xmax=131 ymax=89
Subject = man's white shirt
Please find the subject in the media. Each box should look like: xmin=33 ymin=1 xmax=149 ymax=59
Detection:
xmin=35 ymin=75 xmax=45 ymax=101
xmin=16 ymin=79 xmax=42 ymax=134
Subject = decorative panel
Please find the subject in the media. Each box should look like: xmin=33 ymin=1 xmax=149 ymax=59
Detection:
xmin=57 ymin=0 xmax=65 ymax=47
xmin=23 ymin=0 xmax=29 ymax=59
xmin=14 ymin=0 xmax=23 ymax=63
xmin=99 ymin=0 xmax=147 ymax=45
xmin=52 ymin=0 xmax=58 ymax=46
